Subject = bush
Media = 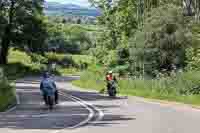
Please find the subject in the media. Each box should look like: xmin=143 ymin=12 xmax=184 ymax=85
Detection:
xmin=0 ymin=68 xmax=16 ymax=111
xmin=113 ymin=64 xmax=129 ymax=77
xmin=130 ymin=4 xmax=192 ymax=76
xmin=6 ymin=49 xmax=46 ymax=78
xmin=45 ymin=52 xmax=65 ymax=63
xmin=30 ymin=53 xmax=48 ymax=64
xmin=8 ymin=49 xmax=32 ymax=65
xmin=6 ymin=49 xmax=95 ymax=78
xmin=186 ymin=23 xmax=200 ymax=71
xmin=45 ymin=52 xmax=94 ymax=70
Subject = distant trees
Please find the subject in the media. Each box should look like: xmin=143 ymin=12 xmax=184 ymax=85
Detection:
xmin=46 ymin=22 xmax=93 ymax=54
xmin=48 ymin=15 xmax=97 ymax=25
xmin=76 ymin=18 xmax=82 ymax=24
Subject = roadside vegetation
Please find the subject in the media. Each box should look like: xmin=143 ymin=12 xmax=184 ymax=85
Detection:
xmin=3 ymin=49 xmax=94 ymax=79
xmin=73 ymin=0 xmax=200 ymax=106
xmin=0 ymin=69 xmax=16 ymax=111
xmin=73 ymin=68 xmax=200 ymax=105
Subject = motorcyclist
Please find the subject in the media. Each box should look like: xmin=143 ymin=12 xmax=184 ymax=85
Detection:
xmin=40 ymin=72 xmax=59 ymax=105
xmin=106 ymin=71 xmax=117 ymax=96
xmin=106 ymin=71 xmax=117 ymax=89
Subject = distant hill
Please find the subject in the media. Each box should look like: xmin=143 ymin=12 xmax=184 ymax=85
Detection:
xmin=44 ymin=2 xmax=101 ymax=17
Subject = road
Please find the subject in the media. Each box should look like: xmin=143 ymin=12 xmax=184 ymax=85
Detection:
xmin=1 ymin=76 xmax=200 ymax=133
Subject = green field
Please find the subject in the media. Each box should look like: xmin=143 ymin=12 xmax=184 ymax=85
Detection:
xmin=4 ymin=49 xmax=95 ymax=79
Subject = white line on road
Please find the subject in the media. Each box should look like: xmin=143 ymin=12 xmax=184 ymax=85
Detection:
xmin=3 ymin=106 xmax=17 ymax=113
xmin=16 ymin=89 xmax=20 ymax=105
xmin=59 ymin=91 xmax=104 ymax=124
xmin=58 ymin=92 xmax=95 ymax=129
xmin=2 ymin=88 xmax=21 ymax=114
xmin=68 ymin=94 xmax=104 ymax=123
xmin=0 ymin=113 xmax=89 ymax=118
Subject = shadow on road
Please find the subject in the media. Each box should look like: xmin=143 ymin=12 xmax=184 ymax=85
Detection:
xmin=91 ymin=115 xmax=136 ymax=127
xmin=0 ymin=114 xmax=135 ymax=130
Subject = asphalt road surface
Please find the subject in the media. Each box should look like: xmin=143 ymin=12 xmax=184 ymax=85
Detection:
xmin=1 ymin=76 xmax=200 ymax=133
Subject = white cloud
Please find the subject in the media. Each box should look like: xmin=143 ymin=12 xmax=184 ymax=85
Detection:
xmin=46 ymin=0 xmax=91 ymax=7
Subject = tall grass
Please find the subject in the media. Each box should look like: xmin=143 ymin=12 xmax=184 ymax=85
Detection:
xmin=0 ymin=69 xmax=16 ymax=112
xmin=73 ymin=69 xmax=200 ymax=106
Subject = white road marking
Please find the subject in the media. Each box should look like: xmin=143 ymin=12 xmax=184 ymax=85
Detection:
xmin=59 ymin=91 xmax=104 ymax=125
xmin=69 ymin=94 xmax=104 ymax=123
xmin=2 ymin=88 xmax=21 ymax=114
xmin=3 ymin=106 xmax=17 ymax=113
xmin=0 ymin=113 xmax=89 ymax=118
xmin=58 ymin=92 xmax=95 ymax=129
xmin=16 ymin=89 xmax=20 ymax=105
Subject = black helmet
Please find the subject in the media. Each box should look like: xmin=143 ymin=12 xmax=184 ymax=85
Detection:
xmin=43 ymin=71 xmax=50 ymax=78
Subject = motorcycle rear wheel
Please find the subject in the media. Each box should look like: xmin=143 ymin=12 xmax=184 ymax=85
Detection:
xmin=108 ymin=88 xmax=116 ymax=97
xmin=47 ymin=96 xmax=54 ymax=110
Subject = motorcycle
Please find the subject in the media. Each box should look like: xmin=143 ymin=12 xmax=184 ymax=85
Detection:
xmin=46 ymin=95 xmax=54 ymax=110
xmin=43 ymin=90 xmax=55 ymax=110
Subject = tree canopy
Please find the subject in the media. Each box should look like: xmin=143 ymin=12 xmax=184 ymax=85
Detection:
xmin=0 ymin=0 xmax=46 ymax=64
xmin=88 ymin=0 xmax=200 ymax=76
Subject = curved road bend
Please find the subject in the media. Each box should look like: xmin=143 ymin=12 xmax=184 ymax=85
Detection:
xmin=0 ymin=76 xmax=200 ymax=133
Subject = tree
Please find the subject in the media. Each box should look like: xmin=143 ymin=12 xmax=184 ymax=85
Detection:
xmin=0 ymin=0 xmax=16 ymax=64
xmin=76 ymin=18 xmax=82 ymax=24
xmin=131 ymin=4 xmax=192 ymax=75
xmin=0 ymin=0 xmax=46 ymax=65
xmin=89 ymin=0 xmax=137 ymax=68
xmin=46 ymin=21 xmax=93 ymax=54
xmin=20 ymin=15 xmax=48 ymax=54
xmin=88 ymin=0 xmax=199 ymax=76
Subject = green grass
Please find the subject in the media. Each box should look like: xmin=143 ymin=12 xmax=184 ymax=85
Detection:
xmin=0 ymin=76 xmax=16 ymax=112
xmin=68 ymin=24 xmax=104 ymax=32
xmin=57 ymin=67 xmax=80 ymax=76
xmin=4 ymin=49 xmax=95 ymax=79
xmin=4 ymin=49 xmax=45 ymax=79
xmin=73 ymin=70 xmax=200 ymax=106
xmin=0 ymin=87 xmax=16 ymax=112
xmin=8 ymin=49 xmax=32 ymax=65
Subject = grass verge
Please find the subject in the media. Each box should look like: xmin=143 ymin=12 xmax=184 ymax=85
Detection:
xmin=0 ymin=77 xmax=16 ymax=112
xmin=72 ymin=70 xmax=200 ymax=107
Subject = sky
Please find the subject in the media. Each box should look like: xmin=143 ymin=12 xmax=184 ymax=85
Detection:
xmin=46 ymin=0 xmax=91 ymax=7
